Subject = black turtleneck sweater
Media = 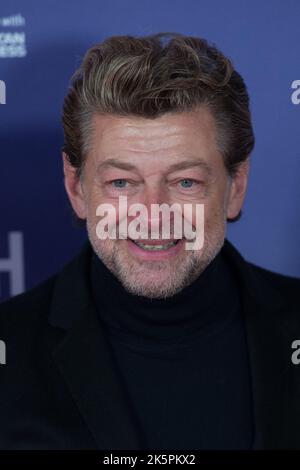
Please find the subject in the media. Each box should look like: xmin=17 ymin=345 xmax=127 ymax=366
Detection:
xmin=90 ymin=246 xmax=253 ymax=450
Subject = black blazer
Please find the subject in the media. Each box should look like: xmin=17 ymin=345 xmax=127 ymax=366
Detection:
xmin=0 ymin=239 xmax=300 ymax=450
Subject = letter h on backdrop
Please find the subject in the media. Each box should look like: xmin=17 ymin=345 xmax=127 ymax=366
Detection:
xmin=0 ymin=232 xmax=25 ymax=299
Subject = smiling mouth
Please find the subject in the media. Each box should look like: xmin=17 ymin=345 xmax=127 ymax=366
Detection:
xmin=130 ymin=239 xmax=180 ymax=251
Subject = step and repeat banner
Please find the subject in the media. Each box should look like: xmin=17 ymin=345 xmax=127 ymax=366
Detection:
xmin=0 ymin=0 xmax=299 ymax=302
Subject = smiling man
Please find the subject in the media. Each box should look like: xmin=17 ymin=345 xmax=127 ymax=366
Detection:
xmin=64 ymin=109 xmax=245 ymax=299
xmin=1 ymin=33 xmax=300 ymax=452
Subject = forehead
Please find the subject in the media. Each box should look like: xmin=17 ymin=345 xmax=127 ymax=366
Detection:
xmin=89 ymin=107 xmax=221 ymax=169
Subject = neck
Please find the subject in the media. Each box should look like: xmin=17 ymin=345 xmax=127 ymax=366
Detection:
xmin=90 ymin=247 xmax=240 ymax=344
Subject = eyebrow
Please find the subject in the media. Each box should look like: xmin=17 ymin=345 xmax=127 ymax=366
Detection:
xmin=96 ymin=158 xmax=212 ymax=175
xmin=167 ymin=160 xmax=212 ymax=175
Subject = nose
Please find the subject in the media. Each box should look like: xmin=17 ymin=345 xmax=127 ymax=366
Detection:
xmin=142 ymin=184 xmax=168 ymax=209
xmin=132 ymin=184 xmax=178 ymax=239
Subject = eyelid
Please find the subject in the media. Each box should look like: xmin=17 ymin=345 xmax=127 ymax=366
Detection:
xmin=107 ymin=178 xmax=138 ymax=191
xmin=168 ymin=173 xmax=203 ymax=181
xmin=180 ymin=178 xmax=200 ymax=184
xmin=175 ymin=178 xmax=204 ymax=191
xmin=177 ymin=178 xmax=202 ymax=184
xmin=110 ymin=178 xmax=129 ymax=186
xmin=180 ymin=178 xmax=199 ymax=181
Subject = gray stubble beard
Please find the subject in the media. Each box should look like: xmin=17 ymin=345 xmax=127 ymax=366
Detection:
xmin=86 ymin=218 xmax=226 ymax=299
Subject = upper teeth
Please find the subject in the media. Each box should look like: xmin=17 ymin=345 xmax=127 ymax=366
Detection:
xmin=133 ymin=240 xmax=178 ymax=250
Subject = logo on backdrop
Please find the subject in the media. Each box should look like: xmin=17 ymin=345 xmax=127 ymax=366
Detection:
xmin=0 ymin=79 xmax=5 ymax=104
xmin=291 ymin=80 xmax=300 ymax=105
xmin=0 ymin=232 xmax=25 ymax=299
xmin=0 ymin=13 xmax=26 ymax=58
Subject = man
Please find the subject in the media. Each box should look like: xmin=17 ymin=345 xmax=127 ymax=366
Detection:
xmin=0 ymin=32 xmax=300 ymax=451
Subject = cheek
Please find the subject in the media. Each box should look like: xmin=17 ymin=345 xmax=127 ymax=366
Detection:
xmin=85 ymin=189 xmax=115 ymax=221
xmin=200 ymin=197 xmax=227 ymax=230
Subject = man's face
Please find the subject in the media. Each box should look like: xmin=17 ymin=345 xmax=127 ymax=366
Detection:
xmin=64 ymin=107 xmax=249 ymax=298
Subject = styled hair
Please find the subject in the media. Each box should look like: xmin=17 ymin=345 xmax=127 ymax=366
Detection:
xmin=62 ymin=32 xmax=255 ymax=222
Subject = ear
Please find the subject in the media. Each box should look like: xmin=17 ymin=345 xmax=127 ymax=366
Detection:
xmin=62 ymin=152 xmax=87 ymax=219
xmin=226 ymin=159 xmax=250 ymax=220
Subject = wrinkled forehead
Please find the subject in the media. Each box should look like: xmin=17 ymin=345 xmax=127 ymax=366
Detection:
xmin=88 ymin=109 xmax=221 ymax=171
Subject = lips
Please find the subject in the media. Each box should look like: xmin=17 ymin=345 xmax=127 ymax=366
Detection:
xmin=126 ymin=237 xmax=184 ymax=259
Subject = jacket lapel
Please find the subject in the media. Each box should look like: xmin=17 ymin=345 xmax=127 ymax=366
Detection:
xmin=48 ymin=243 xmax=142 ymax=450
xmin=222 ymin=240 xmax=291 ymax=449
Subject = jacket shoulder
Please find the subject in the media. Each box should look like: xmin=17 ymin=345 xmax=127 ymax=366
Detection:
xmin=223 ymin=239 xmax=300 ymax=306
xmin=0 ymin=275 xmax=57 ymax=333
xmin=247 ymin=261 xmax=300 ymax=303
xmin=0 ymin=242 xmax=91 ymax=336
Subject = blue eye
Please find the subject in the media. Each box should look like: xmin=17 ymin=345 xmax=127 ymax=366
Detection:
xmin=112 ymin=179 xmax=128 ymax=188
xmin=180 ymin=179 xmax=195 ymax=188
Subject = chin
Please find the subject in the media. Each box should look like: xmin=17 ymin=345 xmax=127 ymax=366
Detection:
xmin=126 ymin=264 xmax=174 ymax=284
xmin=121 ymin=278 xmax=184 ymax=299
xmin=118 ymin=259 xmax=197 ymax=299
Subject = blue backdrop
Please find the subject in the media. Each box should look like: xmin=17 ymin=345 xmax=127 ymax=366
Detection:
xmin=0 ymin=0 xmax=299 ymax=302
